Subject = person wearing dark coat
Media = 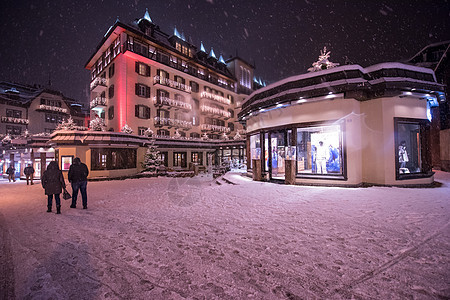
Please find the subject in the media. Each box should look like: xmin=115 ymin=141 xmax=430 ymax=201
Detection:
xmin=6 ymin=165 xmax=15 ymax=182
xmin=41 ymin=161 xmax=66 ymax=214
xmin=68 ymin=157 xmax=89 ymax=209
xmin=24 ymin=164 xmax=35 ymax=185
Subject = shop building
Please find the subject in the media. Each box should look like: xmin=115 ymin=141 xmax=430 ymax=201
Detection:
xmin=239 ymin=62 xmax=445 ymax=187
xmin=84 ymin=10 xmax=258 ymax=170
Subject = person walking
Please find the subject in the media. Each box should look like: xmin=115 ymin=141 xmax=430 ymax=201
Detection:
xmin=6 ymin=165 xmax=16 ymax=182
xmin=41 ymin=161 xmax=66 ymax=214
xmin=68 ymin=157 xmax=89 ymax=209
xmin=24 ymin=164 xmax=35 ymax=185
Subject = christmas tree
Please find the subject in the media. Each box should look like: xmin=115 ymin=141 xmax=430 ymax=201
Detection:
xmin=307 ymin=46 xmax=339 ymax=72
xmin=173 ymin=129 xmax=182 ymax=139
xmin=56 ymin=116 xmax=76 ymax=131
xmin=233 ymin=131 xmax=242 ymax=140
xmin=89 ymin=117 xmax=106 ymax=131
xmin=141 ymin=137 xmax=163 ymax=174
xmin=121 ymin=123 xmax=133 ymax=134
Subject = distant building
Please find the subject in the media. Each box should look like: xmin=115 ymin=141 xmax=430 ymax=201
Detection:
xmin=0 ymin=81 xmax=89 ymax=179
xmin=239 ymin=62 xmax=445 ymax=186
xmin=407 ymin=41 xmax=450 ymax=171
xmin=84 ymin=10 xmax=262 ymax=171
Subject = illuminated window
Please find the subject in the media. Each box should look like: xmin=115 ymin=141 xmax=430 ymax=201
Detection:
xmin=135 ymin=105 xmax=150 ymax=119
xmin=135 ymin=62 xmax=150 ymax=76
xmin=296 ymin=124 xmax=343 ymax=176
xmin=173 ymin=152 xmax=187 ymax=167
xmin=395 ymin=118 xmax=432 ymax=180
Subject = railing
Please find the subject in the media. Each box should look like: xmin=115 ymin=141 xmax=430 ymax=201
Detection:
xmin=200 ymin=91 xmax=231 ymax=105
xmin=1 ymin=116 xmax=29 ymax=125
xmin=125 ymin=41 xmax=235 ymax=91
xmin=200 ymin=124 xmax=230 ymax=133
xmin=200 ymin=105 xmax=231 ymax=118
xmin=38 ymin=105 xmax=68 ymax=114
xmin=154 ymin=117 xmax=193 ymax=129
xmin=154 ymin=96 xmax=192 ymax=111
xmin=90 ymin=77 xmax=107 ymax=90
xmin=153 ymin=75 xmax=192 ymax=93
xmin=90 ymin=97 xmax=107 ymax=109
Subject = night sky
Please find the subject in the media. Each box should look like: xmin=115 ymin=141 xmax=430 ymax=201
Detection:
xmin=1 ymin=0 xmax=449 ymax=105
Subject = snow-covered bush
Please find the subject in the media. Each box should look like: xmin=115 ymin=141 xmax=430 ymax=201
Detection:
xmin=89 ymin=117 xmax=106 ymax=131
xmin=121 ymin=123 xmax=133 ymax=134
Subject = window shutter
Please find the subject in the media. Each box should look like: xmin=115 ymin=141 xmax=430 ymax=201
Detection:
xmin=135 ymin=83 xmax=139 ymax=96
xmin=145 ymin=86 xmax=150 ymax=98
xmin=135 ymin=105 xmax=139 ymax=117
xmin=145 ymin=107 xmax=150 ymax=119
xmin=146 ymin=65 xmax=150 ymax=76
xmin=135 ymin=62 xmax=139 ymax=74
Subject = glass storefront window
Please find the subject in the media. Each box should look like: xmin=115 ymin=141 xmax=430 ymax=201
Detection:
xmin=396 ymin=122 xmax=421 ymax=174
xmin=250 ymin=134 xmax=261 ymax=169
xmin=270 ymin=131 xmax=286 ymax=179
xmin=296 ymin=124 xmax=343 ymax=175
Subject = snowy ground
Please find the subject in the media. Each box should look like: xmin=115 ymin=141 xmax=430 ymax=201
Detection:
xmin=0 ymin=171 xmax=449 ymax=299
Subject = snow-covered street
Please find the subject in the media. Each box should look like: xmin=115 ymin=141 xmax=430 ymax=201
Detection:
xmin=1 ymin=171 xmax=449 ymax=299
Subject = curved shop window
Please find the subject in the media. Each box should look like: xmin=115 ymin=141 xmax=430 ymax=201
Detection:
xmin=296 ymin=124 xmax=344 ymax=177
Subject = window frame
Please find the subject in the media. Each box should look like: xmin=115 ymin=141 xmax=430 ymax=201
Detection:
xmin=394 ymin=117 xmax=432 ymax=180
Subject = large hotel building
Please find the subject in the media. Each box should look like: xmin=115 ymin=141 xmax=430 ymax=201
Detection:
xmin=84 ymin=10 xmax=261 ymax=169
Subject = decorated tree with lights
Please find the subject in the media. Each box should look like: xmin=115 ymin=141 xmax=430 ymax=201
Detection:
xmin=56 ymin=116 xmax=76 ymax=131
xmin=173 ymin=129 xmax=182 ymax=139
xmin=307 ymin=46 xmax=339 ymax=72
xmin=89 ymin=117 xmax=106 ymax=131
xmin=121 ymin=123 xmax=133 ymax=134
xmin=221 ymin=132 xmax=229 ymax=140
xmin=141 ymin=130 xmax=163 ymax=174
xmin=233 ymin=131 xmax=242 ymax=140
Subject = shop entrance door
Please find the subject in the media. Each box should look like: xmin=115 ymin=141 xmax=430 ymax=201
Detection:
xmin=270 ymin=131 xmax=286 ymax=180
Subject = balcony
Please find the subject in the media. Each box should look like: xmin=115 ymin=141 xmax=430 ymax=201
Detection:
xmin=153 ymin=96 xmax=192 ymax=111
xmin=154 ymin=117 xmax=193 ymax=130
xmin=38 ymin=105 xmax=68 ymax=114
xmin=200 ymin=124 xmax=230 ymax=133
xmin=90 ymin=77 xmax=107 ymax=92
xmin=153 ymin=75 xmax=192 ymax=93
xmin=200 ymin=105 xmax=231 ymax=119
xmin=90 ymin=97 xmax=107 ymax=109
xmin=200 ymin=91 xmax=231 ymax=105
xmin=1 ymin=116 xmax=29 ymax=125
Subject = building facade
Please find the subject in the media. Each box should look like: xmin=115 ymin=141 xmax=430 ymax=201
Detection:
xmin=407 ymin=41 xmax=450 ymax=171
xmin=0 ymin=82 xmax=89 ymax=178
xmin=84 ymin=10 xmax=256 ymax=171
xmin=239 ymin=62 xmax=445 ymax=187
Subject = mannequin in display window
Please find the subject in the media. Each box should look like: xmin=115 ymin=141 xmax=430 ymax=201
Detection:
xmin=315 ymin=141 xmax=328 ymax=174
xmin=398 ymin=140 xmax=409 ymax=173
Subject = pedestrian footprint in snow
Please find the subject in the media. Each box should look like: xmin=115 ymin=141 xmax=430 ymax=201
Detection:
xmin=41 ymin=161 xmax=66 ymax=214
